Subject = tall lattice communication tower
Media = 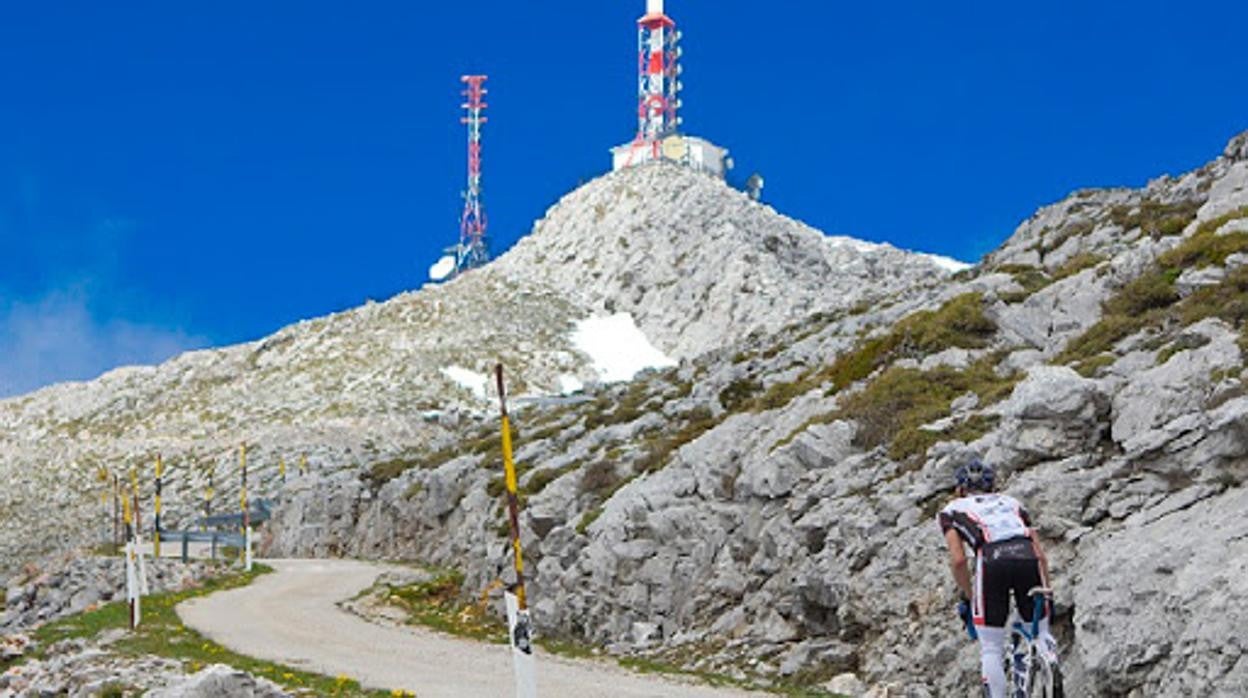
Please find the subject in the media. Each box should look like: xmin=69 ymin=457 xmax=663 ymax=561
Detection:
xmin=636 ymin=0 xmax=682 ymax=156
xmin=454 ymin=75 xmax=490 ymax=275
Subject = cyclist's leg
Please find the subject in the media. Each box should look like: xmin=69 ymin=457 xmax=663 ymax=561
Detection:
xmin=1013 ymin=558 xmax=1058 ymax=659
xmin=976 ymin=555 xmax=1010 ymax=698
xmin=977 ymin=625 xmax=1007 ymax=697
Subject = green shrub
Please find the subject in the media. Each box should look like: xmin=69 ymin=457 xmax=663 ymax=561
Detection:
xmin=576 ymin=507 xmax=603 ymax=535
xmin=1052 ymin=252 xmax=1104 ymax=280
xmin=1105 ymin=271 xmax=1180 ymax=316
xmin=1110 ymin=199 xmax=1201 ymax=238
xmin=718 ymin=378 xmax=764 ymax=412
xmin=578 ymin=460 xmax=621 ymax=496
xmin=834 ymin=357 xmax=1017 ymax=463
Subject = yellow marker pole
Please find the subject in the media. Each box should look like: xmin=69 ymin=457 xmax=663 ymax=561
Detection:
xmin=279 ymin=456 xmax=286 ymax=484
xmin=299 ymin=453 xmax=308 ymax=476
xmin=495 ymin=364 xmax=537 ymax=696
xmin=154 ymin=454 xmax=163 ymax=558
xmin=96 ymin=466 xmax=110 ymax=545
xmin=240 ymin=444 xmax=248 ymax=528
xmin=129 ymin=468 xmax=141 ymax=539
xmin=494 ymin=365 xmax=527 ymax=610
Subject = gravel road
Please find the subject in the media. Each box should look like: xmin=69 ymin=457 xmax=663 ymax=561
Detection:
xmin=177 ymin=558 xmax=765 ymax=697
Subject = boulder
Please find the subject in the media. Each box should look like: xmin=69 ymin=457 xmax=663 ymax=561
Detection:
xmin=988 ymin=365 xmax=1109 ymax=469
xmin=1111 ymin=319 xmax=1242 ymax=449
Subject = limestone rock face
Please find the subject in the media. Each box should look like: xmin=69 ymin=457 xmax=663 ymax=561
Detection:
xmin=1072 ymin=485 xmax=1248 ymax=696
xmin=988 ymin=365 xmax=1109 ymax=469
xmin=493 ymin=163 xmax=958 ymax=360
xmin=1110 ymin=318 xmax=1242 ymax=450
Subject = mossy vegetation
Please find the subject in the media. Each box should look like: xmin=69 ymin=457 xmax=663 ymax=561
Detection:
xmin=740 ymin=293 xmax=998 ymax=415
xmin=31 ymin=565 xmax=388 ymax=696
xmin=385 ymin=569 xmax=508 ymax=644
xmin=1109 ymin=198 xmax=1201 ymax=239
xmin=718 ymin=378 xmax=764 ymax=412
xmin=833 ymin=356 xmax=1018 ymax=462
xmin=1058 ymin=209 xmax=1248 ymax=365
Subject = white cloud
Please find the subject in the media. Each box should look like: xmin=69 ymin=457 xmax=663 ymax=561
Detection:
xmin=0 ymin=288 xmax=206 ymax=398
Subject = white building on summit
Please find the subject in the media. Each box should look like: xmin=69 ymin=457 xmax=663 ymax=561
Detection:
xmin=611 ymin=0 xmax=732 ymax=180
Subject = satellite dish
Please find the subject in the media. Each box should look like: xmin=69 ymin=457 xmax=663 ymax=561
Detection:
xmin=429 ymin=255 xmax=457 ymax=281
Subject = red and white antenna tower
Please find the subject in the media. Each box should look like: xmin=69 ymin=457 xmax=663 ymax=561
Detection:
xmin=456 ymin=74 xmax=490 ymax=273
xmin=634 ymin=0 xmax=682 ymax=157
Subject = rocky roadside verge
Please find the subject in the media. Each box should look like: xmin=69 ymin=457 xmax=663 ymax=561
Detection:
xmin=2 ymin=554 xmax=219 ymax=634
xmin=0 ymin=555 xmax=302 ymax=697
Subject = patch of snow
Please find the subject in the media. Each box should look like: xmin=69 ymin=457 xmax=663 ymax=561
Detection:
xmin=429 ymin=255 xmax=457 ymax=282
xmin=571 ymin=313 xmax=676 ymax=383
xmin=922 ymin=254 xmax=972 ymax=273
xmin=827 ymin=236 xmax=886 ymax=254
xmin=558 ymin=374 xmax=584 ymax=394
xmin=441 ymin=366 xmax=489 ymax=400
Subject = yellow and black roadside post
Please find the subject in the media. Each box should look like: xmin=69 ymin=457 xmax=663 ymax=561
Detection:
xmin=494 ymin=364 xmax=537 ymax=697
xmin=129 ymin=467 xmax=141 ymax=541
xmin=96 ymin=466 xmax=110 ymax=547
xmin=154 ymin=454 xmax=163 ymax=558
xmin=299 ymin=453 xmax=308 ymax=477
xmin=279 ymin=456 xmax=286 ymax=484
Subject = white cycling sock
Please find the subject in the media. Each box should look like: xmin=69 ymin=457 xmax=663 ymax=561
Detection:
xmin=977 ymin=625 xmax=1007 ymax=698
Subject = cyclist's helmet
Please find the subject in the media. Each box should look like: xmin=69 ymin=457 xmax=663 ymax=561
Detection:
xmin=954 ymin=457 xmax=995 ymax=492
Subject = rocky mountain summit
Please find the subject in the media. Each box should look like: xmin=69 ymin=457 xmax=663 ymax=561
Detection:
xmin=0 ymin=162 xmax=954 ymax=580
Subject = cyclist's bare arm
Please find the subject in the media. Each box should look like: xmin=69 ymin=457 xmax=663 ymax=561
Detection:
xmin=1032 ymin=532 xmax=1052 ymax=586
xmin=944 ymin=528 xmax=973 ymax=598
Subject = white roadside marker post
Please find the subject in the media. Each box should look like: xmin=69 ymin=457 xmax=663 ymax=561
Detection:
xmin=129 ymin=469 xmax=150 ymax=596
xmin=241 ymin=444 xmax=253 ymax=572
xmin=122 ymin=494 xmax=141 ymax=629
xmin=495 ymin=364 xmax=538 ymax=698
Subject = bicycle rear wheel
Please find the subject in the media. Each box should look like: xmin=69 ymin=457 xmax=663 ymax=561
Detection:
xmin=1026 ymin=650 xmax=1064 ymax=698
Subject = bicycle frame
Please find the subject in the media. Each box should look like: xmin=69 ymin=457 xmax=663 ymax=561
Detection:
xmin=963 ymin=588 xmax=1061 ymax=698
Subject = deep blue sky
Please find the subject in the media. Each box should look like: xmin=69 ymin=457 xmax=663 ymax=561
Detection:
xmin=3 ymin=1 xmax=1248 ymax=396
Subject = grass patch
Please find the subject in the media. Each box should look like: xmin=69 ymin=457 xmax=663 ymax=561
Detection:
xmin=833 ymin=356 xmax=1018 ymax=463
xmin=1073 ymin=353 xmax=1117 ymax=377
xmin=1052 ymin=252 xmax=1104 ymax=280
xmin=385 ymin=569 xmax=507 ymax=644
xmin=584 ymin=382 xmax=654 ymax=430
xmin=33 ymin=565 xmax=388 ymax=696
xmin=1058 ymin=214 xmax=1248 ymax=365
xmin=521 ymin=462 xmax=578 ymax=497
xmin=742 ymin=293 xmax=997 ymax=415
xmin=1109 ymin=198 xmax=1201 ymax=239
xmin=576 ymin=507 xmax=604 ymax=535
xmin=719 ymin=378 xmax=764 ymax=412
xmin=633 ymin=406 xmax=719 ymax=475
xmin=825 ymin=293 xmax=996 ymax=392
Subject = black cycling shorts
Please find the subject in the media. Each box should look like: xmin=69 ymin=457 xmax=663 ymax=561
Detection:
xmin=973 ymin=538 xmax=1047 ymax=628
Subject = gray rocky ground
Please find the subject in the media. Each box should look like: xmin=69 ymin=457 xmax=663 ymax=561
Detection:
xmin=3 ymin=132 xmax=1248 ymax=694
xmin=1 ymin=555 xmax=218 ymax=634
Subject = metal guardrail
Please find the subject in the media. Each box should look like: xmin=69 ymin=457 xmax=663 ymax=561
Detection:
xmin=157 ymin=498 xmax=273 ymax=562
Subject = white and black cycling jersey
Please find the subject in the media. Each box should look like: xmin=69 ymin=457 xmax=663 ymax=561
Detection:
xmin=937 ymin=493 xmax=1032 ymax=551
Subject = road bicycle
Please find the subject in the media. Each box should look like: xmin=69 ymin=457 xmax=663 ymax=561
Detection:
xmin=965 ymin=587 xmax=1064 ymax=698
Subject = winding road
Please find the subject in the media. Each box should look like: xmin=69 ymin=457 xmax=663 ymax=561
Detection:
xmin=177 ymin=558 xmax=764 ymax=697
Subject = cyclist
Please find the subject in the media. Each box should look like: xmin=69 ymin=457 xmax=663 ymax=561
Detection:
xmin=937 ymin=458 xmax=1055 ymax=697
